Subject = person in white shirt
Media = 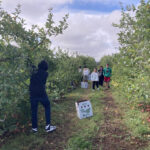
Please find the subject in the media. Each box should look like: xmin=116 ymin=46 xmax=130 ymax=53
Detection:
xmin=82 ymin=66 xmax=90 ymax=82
xmin=78 ymin=66 xmax=82 ymax=73
xmin=91 ymin=68 xmax=99 ymax=90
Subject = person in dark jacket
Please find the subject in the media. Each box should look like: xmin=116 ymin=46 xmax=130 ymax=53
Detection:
xmin=98 ymin=66 xmax=104 ymax=86
xmin=29 ymin=60 xmax=56 ymax=133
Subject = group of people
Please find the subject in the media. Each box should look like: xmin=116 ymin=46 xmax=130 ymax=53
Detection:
xmin=80 ymin=64 xmax=112 ymax=90
xmin=29 ymin=60 xmax=112 ymax=133
xmin=91 ymin=64 xmax=112 ymax=90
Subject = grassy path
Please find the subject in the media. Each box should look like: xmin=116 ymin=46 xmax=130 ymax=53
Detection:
xmin=0 ymin=87 xmax=150 ymax=150
xmin=0 ymin=88 xmax=104 ymax=150
xmin=94 ymin=89 xmax=149 ymax=150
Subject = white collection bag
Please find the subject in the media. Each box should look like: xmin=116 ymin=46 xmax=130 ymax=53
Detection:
xmin=81 ymin=82 xmax=88 ymax=89
xmin=75 ymin=100 xmax=93 ymax=119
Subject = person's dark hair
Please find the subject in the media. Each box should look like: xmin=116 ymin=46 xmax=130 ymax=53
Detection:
xmin=84 ymin=65 xmax=87 ymax=68
xmin=38 ymin=60 xmax=48 ymax=71
xmin=94 ymin=68 xmax=97 ymax=71
xmin=79 ymin=66 xmax=81 ymax=68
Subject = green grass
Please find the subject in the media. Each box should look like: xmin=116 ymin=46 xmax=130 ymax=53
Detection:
xmin=1 ymin=134 xmax=44 ymax=150
xmin=112 ymin=89 xmax=150 ymax=148
xmin=65 ymin=89 xmax=104 ymax=150
xmin=0 ymin=92 xmax=77 ymax=150
xmin=2 ymin=86 xmax=149 ymax=150
xmin=0 ymin=87 xmax=104 ymax=150
xmin=125 ymin=110 xmax=150 ymax=136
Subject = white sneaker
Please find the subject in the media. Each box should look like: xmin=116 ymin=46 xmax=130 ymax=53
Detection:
xmin=32 ymin=128 xmax=38 ymax=133
xmin=45 ymin=124 xmax=56 ymax=132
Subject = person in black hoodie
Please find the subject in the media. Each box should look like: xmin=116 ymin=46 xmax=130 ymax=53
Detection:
xmin=29 ymin=60 xmax=56 ymax=133
xmin=98 ymin=66 xmax=104 ymax=86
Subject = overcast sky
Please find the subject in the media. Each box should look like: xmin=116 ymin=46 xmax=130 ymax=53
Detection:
xmin=2 ymin=0 xmax=140 ymax=61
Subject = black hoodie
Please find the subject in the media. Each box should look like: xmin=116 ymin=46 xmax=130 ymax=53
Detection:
xmin=29 ymin=60 xmax=48 ymax=98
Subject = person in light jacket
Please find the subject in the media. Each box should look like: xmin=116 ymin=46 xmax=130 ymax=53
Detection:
xmin=91 ymin=68 xmax=99 ymax=90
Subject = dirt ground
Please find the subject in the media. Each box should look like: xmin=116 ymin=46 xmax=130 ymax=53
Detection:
xmin=93 ymin=89 xmax=148 ymax=150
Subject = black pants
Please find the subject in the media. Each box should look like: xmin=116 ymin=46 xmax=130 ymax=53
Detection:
xmin=92 ymin=81 xmax=99 ymax=89
xmin=30 ymin=96 xmax=51 ymax=128
xmin=99 ymin=75 xmax=104 ymax=86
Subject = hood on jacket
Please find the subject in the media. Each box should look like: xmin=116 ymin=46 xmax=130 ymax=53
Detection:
xmin=38 ymin=60 xmax=48 ymax=71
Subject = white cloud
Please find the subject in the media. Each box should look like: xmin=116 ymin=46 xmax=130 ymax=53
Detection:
xmin=1 ymin=0 xmax=73 ymax=30
xmin=81 ymin=0 xmax=139 ymax=5
xmin=2 ymin=0 xmax=72 ymax=19
xmin=52 ymin=10 xmax=121 ymax=61
xmin=2 ymin=0 xmax=72 ymax=7
xmin=1 ymin=0 xmax=122 ymax=61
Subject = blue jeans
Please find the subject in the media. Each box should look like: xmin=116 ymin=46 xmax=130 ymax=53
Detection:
xmin=30 ymin=96 xmax=51 ymax=128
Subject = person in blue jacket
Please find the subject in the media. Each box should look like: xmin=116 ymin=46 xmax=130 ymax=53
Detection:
xmin=29 ymin=60 xmax=56 ymax=133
